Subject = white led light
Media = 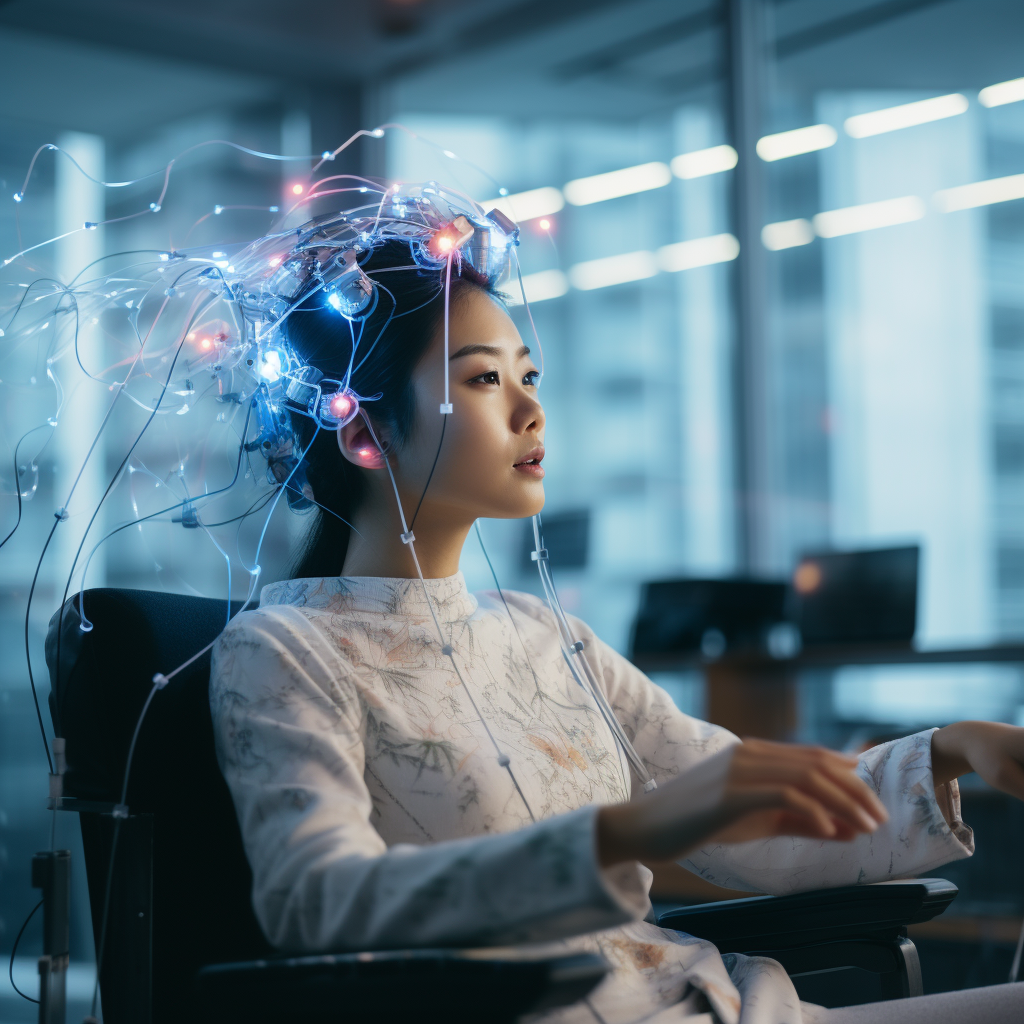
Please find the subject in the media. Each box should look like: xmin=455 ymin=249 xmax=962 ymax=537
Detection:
xmin=670 ymin=145 xmax=737 ymax=179
xmin=934 ymin=173 xmax=1024 ymax=212
xmin=568 ymin=251 xmax=658 ymax=290
xmin=979 ymin=77 xmax=1024 ymax=108
xmin=756 ymin=124 xmax=837 ymax=162
xmin=657 ymin=233 xmax=739 ymax=272
xmin=813 ymin=196 xmax=926 ymax=237
xmin=517 ymin=269 xmax=569 ymax=303
xmin=844 ymin=94 xmax=968 ymax=138
xmin=483 ymin=186 xmax=564 ymax=223
xmin=563 ymin=162 xmax=672 ymax=206
xmin=761 ymin=219 xmax=815 ymax=250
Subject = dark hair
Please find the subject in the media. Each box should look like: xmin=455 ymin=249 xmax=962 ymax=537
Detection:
xmin=286 ymin=238 xmax=497 ymax=579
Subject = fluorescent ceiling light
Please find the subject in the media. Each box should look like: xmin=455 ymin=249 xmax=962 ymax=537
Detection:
xmin=844 ymin=94 xmax=968 ymax=138
xmin=568 ymin=251 xmax=658 ymax=290
xmin=563 ymin=162 xmax=672 ymax=206
xmin=761 ymin=219 xmax=814 ymax=250
xmin=934 ymin=173 xmax=1024 ymax=212
xmin=756 ymin=125 xmax=837 ymax=162
xmin=671 ymin=145 xmax=737 ymax=179
xmin=979 ymin=77 xmax=1024 ymax=108
xmin=513 ymin=269 xmax=569 ymax=304
xmin=483 ymin=186 xmax=564 ymax=223
xmin=658 ymin=233 xmax=739 ymax=272
xmin=813 ymin=196 xmax=926 ymax=237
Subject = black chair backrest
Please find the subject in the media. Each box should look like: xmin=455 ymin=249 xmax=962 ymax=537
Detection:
xmin=46 ymin=589 xmax=273 ymax=1022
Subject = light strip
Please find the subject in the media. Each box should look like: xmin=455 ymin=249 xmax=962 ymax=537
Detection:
xmin=515 ymin=269 xmax=569 ymax=303
xmin=813 ymin=196 xmax=926 ymax=237
xmin=483 ymin=186 xmax=564 ymax=223
xmin=756 ymin=125 xmax=837 ymax=162
xmin=671 ymin=145 xmax=738 ymax=179
xmin=761 ymin=219 xmax=814 ymax=250
xmin=979 ymin=77 xmax=1024 ymax=108
xmin=563 ymin=162 xmax=672 ymax=206
xmin=568 ymin=251 xmax=659 ymax=290
xmin=844 ymin=94 xmax=968 ymax=138
xmin=934 ymin=173 xmax=1024 ymax=213
xmin=657 ymin=233 xmax=739 ymax=272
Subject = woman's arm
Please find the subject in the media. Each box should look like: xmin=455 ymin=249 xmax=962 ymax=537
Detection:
xmin=575 ymin=623 xmax=976 ymax=893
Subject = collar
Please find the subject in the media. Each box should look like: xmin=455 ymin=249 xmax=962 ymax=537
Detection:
xmin=259 ymin=571 xmax=478 ymax=622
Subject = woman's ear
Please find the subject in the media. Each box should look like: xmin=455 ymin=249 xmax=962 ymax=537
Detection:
xmin=337 ymin=413 xmax=387 ymax=469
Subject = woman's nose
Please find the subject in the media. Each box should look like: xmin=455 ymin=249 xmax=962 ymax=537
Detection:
xmin=514 ymin=391 xmax=545 ymax=435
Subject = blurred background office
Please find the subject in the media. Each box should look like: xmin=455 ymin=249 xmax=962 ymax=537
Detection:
xmin=3 ymin=0 xmax=1024 ymax=1017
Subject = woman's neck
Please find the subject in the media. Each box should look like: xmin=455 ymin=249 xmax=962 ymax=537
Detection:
xmin=340 ymin=491 xmax=472 ymax=579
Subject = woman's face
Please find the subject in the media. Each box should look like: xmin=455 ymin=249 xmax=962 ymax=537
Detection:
xmin=392 ymin=286 xmax=546 ymax=524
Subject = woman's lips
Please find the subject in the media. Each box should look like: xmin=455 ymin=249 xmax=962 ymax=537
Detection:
xmin=513 ymin=446 xmax=545 ymax=479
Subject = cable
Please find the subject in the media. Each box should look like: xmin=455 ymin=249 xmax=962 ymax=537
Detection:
xmin=409 ymin=414 xmax=447 ymax=531
xmin=8 ymin=899 xmax=42 ymax=1004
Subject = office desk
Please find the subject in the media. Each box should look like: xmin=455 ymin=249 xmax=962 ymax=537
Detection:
xmin=632 ymin=643 xmax=1024 ymax=740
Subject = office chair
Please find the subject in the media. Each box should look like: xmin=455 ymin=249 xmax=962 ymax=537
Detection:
xmin=44 ymin=588 xmax=958 ymax=1022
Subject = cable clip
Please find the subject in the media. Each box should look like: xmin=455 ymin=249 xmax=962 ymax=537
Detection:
xmin=439 ymin=403 xmax=453 ymax=415
xmin=112 ymin=804 xmax=129 ymax=820
xmin=400 ymin=531 xmax=415 ymax=545
xmin=440 ymin=644 xmax=454 ymax=657
xmin=496 ymin=754 xmax=511 ymax=768
xmin=530 ymin=548 xmax=548 ymax=562
xmin=642 ymin=778 xmax=658 ymax=793
xmin=570 ymin=640 xmax=585 ymax=654
xmin=54 ymin=507 xmax=69 ymax=522
xmin=152 ymin=673 xmax=169 ymax=689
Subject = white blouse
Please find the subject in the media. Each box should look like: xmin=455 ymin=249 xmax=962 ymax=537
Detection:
xmin=209 ymin=573 xmax=974 ymax=1024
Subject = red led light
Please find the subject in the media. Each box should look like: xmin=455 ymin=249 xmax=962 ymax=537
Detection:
xmin=329 ymin=391 xmax=356 ymax=422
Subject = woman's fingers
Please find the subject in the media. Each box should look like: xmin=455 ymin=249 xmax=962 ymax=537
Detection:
xmin=729 ymin=741 xmax=885 ymax=834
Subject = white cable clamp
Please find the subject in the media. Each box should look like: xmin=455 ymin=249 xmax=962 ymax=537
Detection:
xmin=439 ymin=403 xmax=453 ymax=415
xmin=400 ymin=530 xmax=416 ymax=545
xmin=55 ymin=507 xmax=69 ymax=522
xmin=52 ymin=737 xmax=66 ymax=776
xmin=48 ymin=774 xmax=63 ymax=800
xmin=530 ymin=548 xmax=548 ymax=562
xmin=152 ymin=673 xmax=169 ymax=689
xmin=642 ymin=778 xmax=658 ymax=793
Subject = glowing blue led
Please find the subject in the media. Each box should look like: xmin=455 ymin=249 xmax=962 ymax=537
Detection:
xmin=84 ymin=222 xmax=97 ymax=230
xmin=214 ymin=205 xmax=224 ymax=215
xmin=259 ymin=350 xmax=284 ymax=382
xmin=498 ymin=188 xmax=509 ymax=196
xmin=150 ymin=202 xmax=161 ymax=212
xmin=269 ymin=205 xmax=279 ymax=213
xmin=321 ymin=150 xmax=332 ymax=160
xmin=12 ymin=191 xmax=23 ymax=202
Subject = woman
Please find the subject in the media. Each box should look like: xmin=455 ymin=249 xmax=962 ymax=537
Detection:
xmin=210 ymin=234 xmax=1024 ymax=1024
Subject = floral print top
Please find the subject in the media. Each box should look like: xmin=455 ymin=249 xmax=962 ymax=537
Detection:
xmin=209 ymin=572 xmax=974 ymax=1024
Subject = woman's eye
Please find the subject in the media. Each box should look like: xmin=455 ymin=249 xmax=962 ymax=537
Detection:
xmin=471 ymin=371 xmax=501 ymax=385
xmin=523 ymin=370 xmax=540 ymax=387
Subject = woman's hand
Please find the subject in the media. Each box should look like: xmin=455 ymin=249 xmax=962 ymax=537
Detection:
xmin=597 ymin=739 xmax=888 ymax=869
xmin=931 ymin=721 xmax=1024 ymax=799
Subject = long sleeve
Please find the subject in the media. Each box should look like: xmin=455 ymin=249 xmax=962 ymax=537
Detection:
xmin=573 ymin=618 xmax=975 ymax=895
xmin=209 ymin=606 xmax=650 ymax=953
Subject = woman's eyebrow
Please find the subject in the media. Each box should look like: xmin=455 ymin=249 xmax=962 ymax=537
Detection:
xmin=449 ymin=343 xmax=531 ymax=360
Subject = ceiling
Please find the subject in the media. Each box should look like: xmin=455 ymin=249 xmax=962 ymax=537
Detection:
xmin=0 ymin=0 xmax=1022 ymax=139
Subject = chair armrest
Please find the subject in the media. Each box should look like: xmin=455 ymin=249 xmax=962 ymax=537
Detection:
xmin=657 ymin=878 xmax=958 ymax=953
xmin=191 ymin=947 xmax=608 ymax=1024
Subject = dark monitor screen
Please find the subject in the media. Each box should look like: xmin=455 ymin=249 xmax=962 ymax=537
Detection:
xmin=792 ymin=545 xmax=919 ymax=647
